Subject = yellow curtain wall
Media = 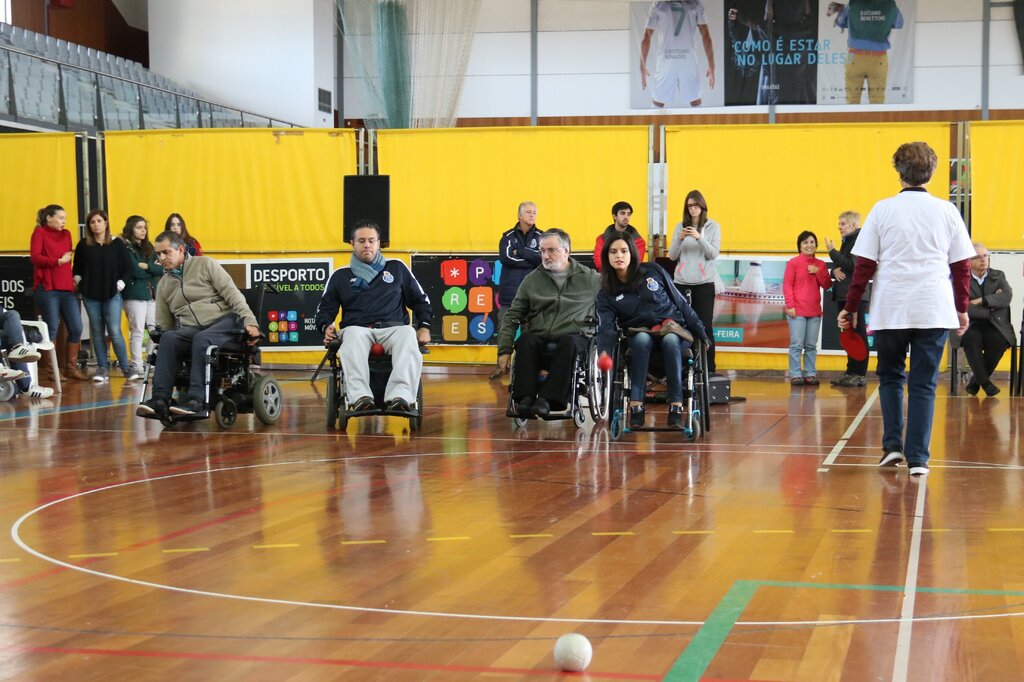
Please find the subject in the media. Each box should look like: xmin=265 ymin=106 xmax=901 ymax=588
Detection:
xmin=377 ymin=126 xmax=650 ymax=253
xmin=104 ymin=129 xmax=357 ymax=252
xmin=664 ymin=123 xmax=951 ymax=252
xmin=0 ymin=133 xmax=78 ymax=251
xmin=968 ymin=121 xmax=1024 ymax=250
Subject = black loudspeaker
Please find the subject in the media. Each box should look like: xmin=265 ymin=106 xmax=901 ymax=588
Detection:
xmin=344 ymin=175 xmax=390 ymax=246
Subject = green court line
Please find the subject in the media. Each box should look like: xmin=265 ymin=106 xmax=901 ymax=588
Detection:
xmin=664 ymin=580 xmax=758 ymax=682
xmin=665 ymin=579 xmax=1024 ymax=681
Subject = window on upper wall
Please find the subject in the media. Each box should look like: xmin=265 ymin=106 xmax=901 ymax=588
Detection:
xmin=0 ymin=1 xmax=11 ymax=25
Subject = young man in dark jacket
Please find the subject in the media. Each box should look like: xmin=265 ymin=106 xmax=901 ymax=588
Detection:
xmin=316 ymin=220 xmax=432 ymax=414
xmin=826 ymin=210 xmax=868 ymax=387
xmin=491 ymin=201 xmax=542 ymax=380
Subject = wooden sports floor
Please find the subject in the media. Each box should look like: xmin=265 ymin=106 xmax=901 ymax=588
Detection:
xmin=1 ymin=367 xmax=1022 ymax=681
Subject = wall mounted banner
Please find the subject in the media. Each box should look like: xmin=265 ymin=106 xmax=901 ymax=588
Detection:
xmin=218 ymin=259 xmax=334 ymax=351
xmin=630 ymin=1 xmax=915 ymax=109
xmin=0 ymin=256 xmax=34 ymax=318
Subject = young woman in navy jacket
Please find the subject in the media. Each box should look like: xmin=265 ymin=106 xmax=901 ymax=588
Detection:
xmin=596 ymin=235 xmax=708 ymax=428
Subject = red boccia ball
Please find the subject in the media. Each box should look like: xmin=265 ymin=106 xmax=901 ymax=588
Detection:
xmin=596 ymin=352 xmax=613 ymax=372
xmin=370 ymin=342 xmax=386 ymax=356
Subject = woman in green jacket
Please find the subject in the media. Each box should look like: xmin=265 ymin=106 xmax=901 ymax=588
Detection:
xmin=118 ymin=215 xmax=162 ymax=375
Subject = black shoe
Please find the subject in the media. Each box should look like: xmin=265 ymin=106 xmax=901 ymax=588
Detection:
xmin=169 ymin=397 xmax=208 ymax=418
xmin=531 ymin=397 xmax=551 ymax=418
xmin=349 ymin=395 xmax=376 ymax=413
xmin=965 ymin=381 xmax=980 ymax=396
xmin=386 ymin=397 xmax=411 ymax=413
xmin=983 ymin=382 xmax=1001 ymax=397
xmin=629 ymin=405 xmax=645 ymax=429
xmin=667 ymin=405 xmax=684 ymax=429
xmin=878 ymin=451 xmax=904 ymax=467
xmin=515 ymin=396 xmax=534 ymax=418
xmin=136 ymin=398 xmax=168 ymax=418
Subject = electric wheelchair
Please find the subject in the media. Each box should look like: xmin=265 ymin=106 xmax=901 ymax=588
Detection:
xmin=606 ymin=330 xmax=711 ymax=442
xmin=505 ymin=319 xmax=611 ymax=428
xmin=137 ymin=284 xmax=283 ymax=429
xmin=323 ymin=337 xmax=426 ymax=431
xmin=139 ymin=322 xmax=282 ymax=429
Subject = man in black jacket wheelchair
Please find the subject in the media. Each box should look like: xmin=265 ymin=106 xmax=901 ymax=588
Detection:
xmin=316 ymin=220 xmax=431 ymax=429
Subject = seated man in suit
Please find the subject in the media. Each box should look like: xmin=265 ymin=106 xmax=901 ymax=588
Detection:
xmin=962 ymin=242 xmax=1014 ymax=396
xmin=315 ymin=220 xmax=432 ymax=414
xmin=496 ymin=228 xmax=601 ymax=418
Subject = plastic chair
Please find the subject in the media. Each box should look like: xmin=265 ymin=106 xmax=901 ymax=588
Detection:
xmin=21 ymin=319 xmax=61 ymax=394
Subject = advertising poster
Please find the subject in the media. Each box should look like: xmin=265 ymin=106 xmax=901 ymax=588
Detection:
xmin=220 ymin=259 xmax=334 ymax=351
xmin=411 ymin=254 xmax=597 ymax=345
xmin=630 ymin=1 xmax=915 ymax=108
xmin=0 ymin=256 xmax=34 ymax=319
xmin=711 ymin=256 xmax=872 ymax=354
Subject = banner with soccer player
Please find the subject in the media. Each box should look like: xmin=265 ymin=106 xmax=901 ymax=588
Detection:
xmin=630 ymin=1 xmax=915 ymax=109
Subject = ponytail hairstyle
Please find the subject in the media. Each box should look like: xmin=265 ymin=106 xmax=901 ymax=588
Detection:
xmin=37 ymin=204 xmax=64 ymax=227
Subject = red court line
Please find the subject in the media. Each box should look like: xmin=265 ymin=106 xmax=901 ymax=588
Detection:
xmin=0 ymin=644 xmax=659 ymax=679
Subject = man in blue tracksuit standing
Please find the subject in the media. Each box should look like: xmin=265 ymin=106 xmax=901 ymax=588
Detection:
xmin=491 ymin=201 xmax=541 ymax=379
xmin=315 ymin=220 xmax=432 ymax=414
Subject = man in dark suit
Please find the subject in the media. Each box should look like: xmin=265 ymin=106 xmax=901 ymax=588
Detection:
xmin=962 ymin=243 xmax=1014 ymax=396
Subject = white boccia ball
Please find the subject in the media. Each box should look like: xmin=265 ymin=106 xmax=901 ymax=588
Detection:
xmin=553 ymin=633 xmax=593 ymax=672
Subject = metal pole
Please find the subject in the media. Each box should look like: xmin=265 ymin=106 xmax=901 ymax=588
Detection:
xmin=982 ymin=0 xmax=991 ymax=120
xmin=530 ymin=0 xmax=538 ymax=126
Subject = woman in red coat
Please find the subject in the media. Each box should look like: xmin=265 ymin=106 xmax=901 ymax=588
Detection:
xmin=30 ymin=204 xmax=88 ymax=380
xmin=783 ymin=230 xmax=832 ymax=385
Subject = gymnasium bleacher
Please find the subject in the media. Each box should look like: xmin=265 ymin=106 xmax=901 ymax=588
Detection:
xmin=0 ymin=22 xmax=294 ymax=131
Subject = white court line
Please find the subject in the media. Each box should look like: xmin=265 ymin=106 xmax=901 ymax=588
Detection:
xmin=10 ymin=457 xmax=1024 ymax=628
xmin=893 ymin=476 xmax=928 ymax=682
xmin=818 ymin=388 xmax=879 ymax=472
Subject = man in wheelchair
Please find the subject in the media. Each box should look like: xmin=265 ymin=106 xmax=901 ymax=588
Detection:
xmin=495 ymin=228 xmax=600 ymax=418
xmin=136 ymin=231 xmax=260 ymax=419
xmin=315 ymin=220 xmax=431 ymax=414
xmin=595 ymin=235 xmax=709 ymax=430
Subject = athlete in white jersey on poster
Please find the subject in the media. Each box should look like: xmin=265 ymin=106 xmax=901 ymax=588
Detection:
xmin=640 ymin=0 xmax=716 ymax=107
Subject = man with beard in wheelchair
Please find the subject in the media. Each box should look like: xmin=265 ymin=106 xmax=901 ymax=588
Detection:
xmin=495 ymin=228 xmax=601 ymax=419
xmin=136 ymin=230 xmax=260 ymax=419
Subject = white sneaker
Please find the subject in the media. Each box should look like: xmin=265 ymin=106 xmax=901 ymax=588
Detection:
xmin=909 ymin=465 xmax=930 ymax=476
xmin=0 ymin=367 xmax=26 ymax=381
xmin=92 ymin=367 xmax=109 ymax=383
xmin=9 ymin=344 xmax=41 ymax=363
xmin=27 ymin=385 xmax=54 ymax=399
xmin=122 ymin=368 xmax=143 ymax=382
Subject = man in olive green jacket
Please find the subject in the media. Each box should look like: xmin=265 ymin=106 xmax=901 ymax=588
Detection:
xmin=496 ymin=228 xmax=600 ymax=418
xmin=137 ymin=230 xmax=259 ymax=420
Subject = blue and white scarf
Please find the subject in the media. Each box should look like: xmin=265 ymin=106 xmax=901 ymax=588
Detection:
xmin=350 ymin=251 xmax=385 ymax=290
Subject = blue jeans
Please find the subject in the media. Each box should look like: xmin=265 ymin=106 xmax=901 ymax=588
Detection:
xmin=628 ymin=332 xmax=686 ymax=403
xmin=788 ymin=316 xmax=821 ymax=378
xmin=83 ymin=295 xmax=130 ymax=371
xmin=34 ymin=287 xmax=83 ymax=342
xmin=874 ymin=328 xmax=947 ymax=466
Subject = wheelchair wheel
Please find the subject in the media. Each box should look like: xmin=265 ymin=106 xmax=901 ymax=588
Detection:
xmin=586 ymin=343 xmax=610 ymax=423
xmin=609 ymin=409 xmax=624 ymax=441
xmin=253 ymin=376 xmax=282 ymax=425
xmin=215 ymin=398 xmax=237 ymax=429
xmin=326 ymin=376 xmax=340 ymax=429
xmin=0 ymin=381 xmax=15 ymax=402
xmin=573 ymin=407 xmax=587 ymax=428
xmin=684 ymin=414 xmax=702 ymax=442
